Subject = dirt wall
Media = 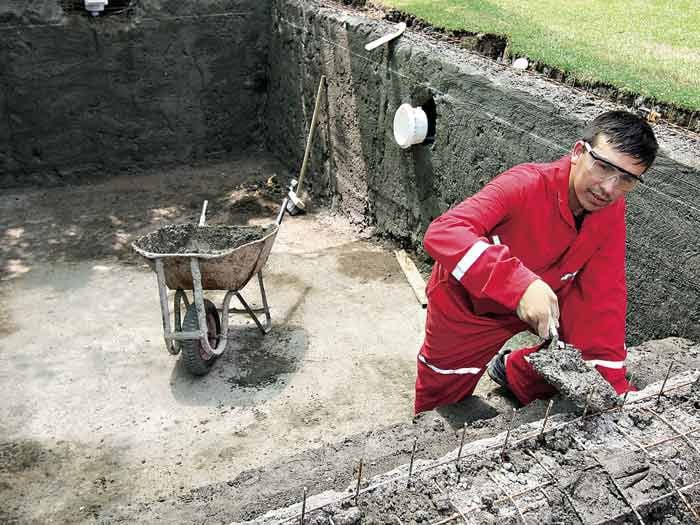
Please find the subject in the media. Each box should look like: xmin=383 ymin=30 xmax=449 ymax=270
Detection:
xmin=0 ymin=0 xmax=270 ymax=187
xmin=266 ymin=0 xmax=700 ymax=346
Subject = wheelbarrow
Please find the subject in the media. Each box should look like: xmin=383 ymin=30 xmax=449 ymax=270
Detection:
xmin=132 ymin=200 xmax=285 ymax=376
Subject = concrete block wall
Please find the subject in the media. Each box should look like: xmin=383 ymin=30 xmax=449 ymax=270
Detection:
xmin=0 ymin=0 xmax=270 ymax=187
xmin=265 ymin=0 xmax=700 ymax=346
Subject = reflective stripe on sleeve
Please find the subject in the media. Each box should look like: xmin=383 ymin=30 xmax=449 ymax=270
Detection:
xmin=586 ymin=359 xmax=625 ymax=369
xmin=451 ymin=240 xmax=490 ymax=281
xmin=418 ymin=354 xmax=481 ymax=375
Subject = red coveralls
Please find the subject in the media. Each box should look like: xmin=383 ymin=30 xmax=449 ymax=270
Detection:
xmin=415 ymin=155 xmax=632 ymax=414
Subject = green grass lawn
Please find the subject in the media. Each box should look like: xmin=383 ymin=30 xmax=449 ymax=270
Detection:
xmin=375 ymin=0 xmax=700 ymax=111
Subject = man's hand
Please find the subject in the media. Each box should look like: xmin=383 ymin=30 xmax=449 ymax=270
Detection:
xmin=516 ymin=279 xmax=559 ymax=338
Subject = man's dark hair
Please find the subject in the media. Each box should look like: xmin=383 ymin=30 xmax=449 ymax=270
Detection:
xmin=583 ymin=110 xmax=659 ymax=169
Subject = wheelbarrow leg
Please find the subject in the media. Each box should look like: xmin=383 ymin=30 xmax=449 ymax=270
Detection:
xmin=155 ymin=258 xmax=180 ymax=355
xmin=234 ymin=271 xmax=272 ymax=335
xmin=190 ymin=258 xmax=228 ymax=357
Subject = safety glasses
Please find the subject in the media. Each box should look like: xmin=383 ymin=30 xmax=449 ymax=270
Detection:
xmin=583 ymin=142 xmax=644 ymax=191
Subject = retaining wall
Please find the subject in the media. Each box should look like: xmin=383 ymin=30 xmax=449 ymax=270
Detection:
xmin=265 ymin=0 xmax=700 ymax=345
xmin=0 ymin=0 xmax=270 ymax=187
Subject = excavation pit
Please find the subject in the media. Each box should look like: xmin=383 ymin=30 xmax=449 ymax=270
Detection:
xmin=1 ymin=0 xmax=699 ymax=523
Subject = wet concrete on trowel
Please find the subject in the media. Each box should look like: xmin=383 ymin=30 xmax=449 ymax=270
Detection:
xmin=529 ymin=342 xmax=620 ymax=413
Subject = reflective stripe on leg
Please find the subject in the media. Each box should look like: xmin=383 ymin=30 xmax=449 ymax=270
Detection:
xmin=418 ymin=354 xmax=481 ymax=375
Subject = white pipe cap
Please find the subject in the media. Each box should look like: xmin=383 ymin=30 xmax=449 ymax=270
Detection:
xmin=513 ymin=57 xmax=529 ymax=70
xmin=393 ymin=103 xmax=429 ymax=149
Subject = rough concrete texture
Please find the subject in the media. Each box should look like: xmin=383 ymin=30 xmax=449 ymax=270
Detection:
xmin=529 ymin=342 xmax=619 ymax=413
xmin=265 ymin=0 xmax=700 ymax=346
xmin=243 ymin=371 xmax=700 ymax=524
xmin=0 ymin=0 xmax=270 ymax=187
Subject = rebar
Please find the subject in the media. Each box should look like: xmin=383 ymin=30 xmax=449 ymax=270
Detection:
xmin=525 ymin=450 xmax=585 ymax=524
xmin=433 ymin=479 xmax=469 ymax=524
xmin=501 ymin=408 xmax=517 ymax=461
xmin=619 ymin=374 xmax=634 ymax=412
xmin=487 ymin=471 xmax=527 ymax=524
xmin=644 ymin=407 xmax=700 ymax=455
xmin=538 ymin=399 xmax=554 ymax=441
xmin=432 ymin=513 xmax=461 ymax=525
xmin=614 ymin=422 xmax=700 ymax=522
xmin=657 ymin=361 xmax=675 ymax=404
xmin=590 ymin=480 xmax=700 ymax=525
xmin=592 ymin=454 xmax=646 ymax=525
xmin=300 ymin=486 xmax=307 ymax=525
xmin=355 ymin=458 xmax=363 ymax=504
xmin=643 ymin=426 xmax=700 ymax=450
xmin=407 ymin=437 xmax=418 ymax=487
xmin=494 ymin=480 xmax=554 ymax=504
xmin=456 ymin=423 xmax=467 ymax=470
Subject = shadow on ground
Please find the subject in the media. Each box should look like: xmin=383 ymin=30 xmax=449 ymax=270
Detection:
xmin=0 ymin=157 xmax=290 ymax=281
xmin=169 ymin=323 xmax=309 ymax=407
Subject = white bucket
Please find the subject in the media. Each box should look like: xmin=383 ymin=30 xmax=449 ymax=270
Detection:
xmin=393 ymin=103 xmax=429 ymax=149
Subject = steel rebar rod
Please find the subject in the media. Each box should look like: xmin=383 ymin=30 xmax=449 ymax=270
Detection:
xmin=501 ymin=408 xmax=517 ymax=461
xmin=300 ymin=486 xmax=307 ymax=525
xmin=456 ymin=423 xmax=467 ymax=470
xmin=657 ymin=361 xmax=675 ymax=404
xmin=592 ymin=454 xmax=646 ymax=525
xmin=619 ymin=374 xmax=635 ymax=412
xmin=538 ymin=400 xmax=554 ymax=441
xmin=487 ymin=472 xmax=527 ymax=524
xmin=433 ymin=479 xmax=469 ymax=524
xmin=614 ymin=423 xmax=700 ymax=522
xmin=494 ymin=480 xmax=555 ymax=504
xmin=590 ymin=480 xmax=700 ymax=525
xmin=642 ymin=426 xmax=700 ymax=450
xmin=524 ymin=450 xmax=585 ymax=525
xmin=644 ymin=407 xmax=700 ymax=455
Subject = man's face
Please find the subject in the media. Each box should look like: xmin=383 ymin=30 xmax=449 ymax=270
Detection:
xmin=569 ymin=135 xmax=647 ymax=212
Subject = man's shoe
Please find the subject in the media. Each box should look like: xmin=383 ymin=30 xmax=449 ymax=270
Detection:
xmin=487 ymin=350 xmax=511 ymax=389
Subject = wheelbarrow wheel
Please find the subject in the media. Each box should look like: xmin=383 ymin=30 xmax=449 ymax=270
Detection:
xmin=181 ymin=299 xmax=221 ymax=376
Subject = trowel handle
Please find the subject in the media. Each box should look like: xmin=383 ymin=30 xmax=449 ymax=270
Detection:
xmin=548 ymin=323 xmax=559 ymax=340
xmin=296 ymin=75 xmax=326 ymax=193
xmin=548 ymin=321 xmax=560 ymax=349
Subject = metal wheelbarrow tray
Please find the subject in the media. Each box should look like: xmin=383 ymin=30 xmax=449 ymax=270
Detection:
xmin=132 ymin=222 xmax=279 ymax=376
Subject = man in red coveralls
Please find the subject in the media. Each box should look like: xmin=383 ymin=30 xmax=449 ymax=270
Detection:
xmin=415 ymin=111 xmax=658 ymax=414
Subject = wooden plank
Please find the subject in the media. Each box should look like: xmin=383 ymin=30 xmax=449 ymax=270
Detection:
xmin=394 ymin=249 xmax=428 ymax=308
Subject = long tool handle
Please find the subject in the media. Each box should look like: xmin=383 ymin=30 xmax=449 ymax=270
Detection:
xmin=364 ymin=22 xmax=406 ymax=51
xmin=199 ymin=200 xmax=208 ymax=226
xmin=296 ymin=75 xmax=326 ymax=193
